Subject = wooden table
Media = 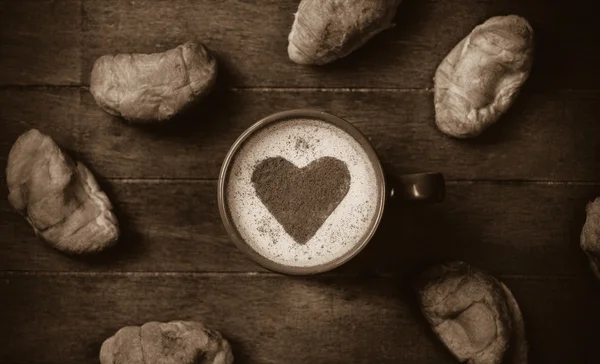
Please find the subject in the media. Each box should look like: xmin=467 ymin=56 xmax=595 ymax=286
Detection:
xmin=1 ymin=1 xmax=600 ymax=363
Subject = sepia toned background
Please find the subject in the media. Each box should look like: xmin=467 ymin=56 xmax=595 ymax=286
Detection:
xmin=1 ymin=0 xmax=600 ymax=363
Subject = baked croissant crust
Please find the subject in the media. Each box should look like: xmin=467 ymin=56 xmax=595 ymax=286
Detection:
xmin=100 ymin=321 xmax=233 ymax=364
xmin=7 ymin=129 xmax=119 ymax=253
xmin=288 ymin=0 xmax=402 ymax=65
xmin=434 ymin=15 xmax=534 ymax=138
xmin=90 ymin=42 xmax=217 ymax=122
xmin=580 ymin=197 xmax=600 ymax=280
xmin=415 ymin=261 xmax=528 ymax=364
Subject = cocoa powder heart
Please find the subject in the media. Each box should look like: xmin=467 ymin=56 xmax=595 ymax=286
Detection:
xmin=251 ymin=156 xmax=351 ymax=244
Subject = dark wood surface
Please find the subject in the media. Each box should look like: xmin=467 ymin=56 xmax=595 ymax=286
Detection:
xmin=3 ymin=0 xmax=600 ymax=89
xmin=1 ymin=88 xmax=600 ymax=181
xmin=1 ymin=0 xmax=600 ymax=363
xmin=1 ymin=274 xmax=599 ymax=364
xmin=1 ymin=180 xmax=598 ymax=278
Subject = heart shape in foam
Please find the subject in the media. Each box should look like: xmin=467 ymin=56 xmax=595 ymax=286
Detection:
xmin=251 ymin=156 xmax=351 ymax=244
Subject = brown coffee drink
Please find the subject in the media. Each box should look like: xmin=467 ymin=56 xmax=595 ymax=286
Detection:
xmin=223 ymin=116 xmax=384 ymax=272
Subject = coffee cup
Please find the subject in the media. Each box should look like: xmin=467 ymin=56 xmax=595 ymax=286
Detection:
xmin=218 ymin=109 xmax=444 ymax=275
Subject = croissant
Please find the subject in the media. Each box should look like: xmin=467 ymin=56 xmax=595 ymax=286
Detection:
xmin=90 ymin=41 xmax=217 ymax=122
xmin=434 ymin=15 xmax=534 ymax=138
xmin=581 ymin=197 xmax=600 ymax=280
xmin=415 ymin=261 xmax=528 ymax=364
xmin=100 ymin=321 xmax=233 ymax=364
xmin=288 ymin=0 xmax=402 ymax=65
xmin=6 ymin=129 xmax=119 ymax=254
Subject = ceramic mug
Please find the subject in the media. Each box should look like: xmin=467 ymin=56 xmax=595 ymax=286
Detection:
xmin=218 ymin=109 xmax=444 ymax=275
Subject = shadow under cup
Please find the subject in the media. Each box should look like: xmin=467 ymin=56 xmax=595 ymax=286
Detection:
xmin=218 ymin=109 xmax=444 ymax=275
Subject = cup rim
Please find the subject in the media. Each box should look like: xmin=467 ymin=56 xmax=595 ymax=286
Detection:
xmin=217 ymin=109 xmax=387 ymax=275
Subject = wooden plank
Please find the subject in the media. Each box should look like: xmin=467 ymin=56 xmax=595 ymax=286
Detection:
xmin=0 ymin=179 xmax=251 ymax=272
xmin=80 ymin=0 xmax=600 ymax=89
xmin=1 ymin=180 xmax=598 ymax=277
xmin=0 ymin=0 xmax=81 ymax=85
xmin=1 ymin=0 xmax=597 ymax=88
xmin=0 ymin=273 xmax=598 ymax=364
xmin=1 ymin=88 xmax=599 ymax=181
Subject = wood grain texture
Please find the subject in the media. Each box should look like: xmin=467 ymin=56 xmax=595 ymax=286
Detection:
xmin=2 ymin=1 xmax=600 ymax=363
xmin=1 ymin=180 xmax=597 ymax=277
xmin=3 ymin=0 xmax=597 ymax=88
xmin=1 ymin=88 xmax=599 ymax=181
xmin=1 ymin=273 xmax=599 ymax=364
xmin=76 ymin=0 xmax=600 ymax=89
xmin=0 ymin=0 xmax=82 ymax=85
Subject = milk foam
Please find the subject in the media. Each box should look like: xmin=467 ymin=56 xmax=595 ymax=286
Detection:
xmin=226 ymin=118 xmax=381 ymax=268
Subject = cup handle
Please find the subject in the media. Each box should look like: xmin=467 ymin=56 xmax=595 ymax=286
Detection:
xmin=387 ymin=172 xmax=445 ymax=203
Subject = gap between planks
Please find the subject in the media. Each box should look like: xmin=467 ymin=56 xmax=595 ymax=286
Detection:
xmin=107 ymin=178 xmax=600 ymax=186
xmin=0 ymin=271 xmax=583 ymax=280
xmin=0 ymin=85 xmax=434 ymax=92
xmin=1 ymin=84 xmax=600 ymax=94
